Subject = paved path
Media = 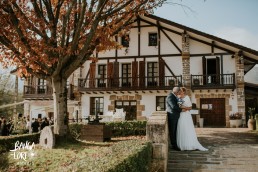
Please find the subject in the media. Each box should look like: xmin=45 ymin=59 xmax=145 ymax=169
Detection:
xmin=167 ymin=128 xmax=258 ymax=172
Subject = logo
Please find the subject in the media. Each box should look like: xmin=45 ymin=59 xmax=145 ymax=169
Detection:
xmin=10 ymin=141 xmax=35 ymax=162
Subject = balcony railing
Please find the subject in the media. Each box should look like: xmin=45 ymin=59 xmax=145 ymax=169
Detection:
xmin=23 ymin=85 xmax=53 ymax=98
xmin=78 ymin=75 xmax=182 ymax=91
xmin=191 ymin=73 xmax=235 ymax=90
xmin=23 ymin=84 xmax=77 ymax=99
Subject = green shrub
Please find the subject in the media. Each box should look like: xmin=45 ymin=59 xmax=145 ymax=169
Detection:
xmin=107 ymin=141 xmax=152 ymax=172
xmin=106 ymin=120 xmax=147 ymax=137
xmin=69 ymin=123 xmax=83 ymax=139
xmin=0 ymin=133 xmax=40 ymax=153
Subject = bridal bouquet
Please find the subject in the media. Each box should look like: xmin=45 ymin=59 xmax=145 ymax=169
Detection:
xmin=177 ymin=99 xmax=184 ymax=107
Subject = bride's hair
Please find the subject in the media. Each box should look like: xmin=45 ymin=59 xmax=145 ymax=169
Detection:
xmin=180 ymin=87 xmax=187 ymax=93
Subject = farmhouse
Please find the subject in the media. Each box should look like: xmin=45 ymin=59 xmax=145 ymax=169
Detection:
xmin=22 ymin=15 xmax=258 ymax=127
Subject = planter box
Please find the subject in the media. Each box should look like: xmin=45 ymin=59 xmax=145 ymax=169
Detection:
xmin=79 ymin=124 xmax=111 ymax=142
xmin=229 ymin=119 xmax=242 ymax=128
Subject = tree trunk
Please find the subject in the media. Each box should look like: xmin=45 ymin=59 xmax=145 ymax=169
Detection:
xmin=52 ymin=76 xmax=68 ymax=136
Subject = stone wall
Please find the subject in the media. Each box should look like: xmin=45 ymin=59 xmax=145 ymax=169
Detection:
xmin=146 ymin=111 xmax=168 ymax=172
xmin=235 ymin=52 xmax=245 ymax=120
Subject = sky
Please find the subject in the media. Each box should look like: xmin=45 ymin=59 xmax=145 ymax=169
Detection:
xmin=154 ymin=0 xmax=258 ymax=51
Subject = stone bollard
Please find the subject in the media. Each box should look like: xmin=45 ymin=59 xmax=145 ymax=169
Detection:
xmin=146 ymin=111 xmax=168 ymax=172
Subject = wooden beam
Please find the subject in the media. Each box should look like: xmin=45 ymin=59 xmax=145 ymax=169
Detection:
xmin=90 ymin=53 xmax=230 ymax=60
xmin=137 ymin=17 xmax=141 ymax=57
xmin=157 ymin=21 xmax=161 ymax=56
xmin=161 ymin=28 xmax=182 ymax=53
xmin=138 ymin=17 xmax=235 ymax=54
xmin=163 ymin=60 xmax=176 ymax=77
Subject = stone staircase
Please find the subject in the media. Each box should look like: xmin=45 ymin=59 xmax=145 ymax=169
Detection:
xmin=167 ymin=128 xmax=258 ymax=172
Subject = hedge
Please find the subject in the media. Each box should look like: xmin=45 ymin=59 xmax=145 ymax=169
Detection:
xmin=0 ymin=133 xmax=40 ymax=153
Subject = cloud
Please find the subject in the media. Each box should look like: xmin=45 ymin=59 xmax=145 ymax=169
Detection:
xmin=213 ymin=27 xmax=258 ymax=51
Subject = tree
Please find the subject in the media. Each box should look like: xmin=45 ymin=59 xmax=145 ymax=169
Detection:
xmin=0 ymin=0 xmax=165 ymax=136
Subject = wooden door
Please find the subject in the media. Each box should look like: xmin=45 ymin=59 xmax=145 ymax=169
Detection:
xmin=200 ymin=98 xmax=225 ymax=126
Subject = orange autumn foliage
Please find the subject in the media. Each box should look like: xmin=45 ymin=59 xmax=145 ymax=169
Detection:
xmin=0 ymin=0 xmax=165 ymax=79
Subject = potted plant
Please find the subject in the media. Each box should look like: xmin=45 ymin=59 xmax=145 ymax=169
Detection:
xmin=229 ymin=112 xmax=243 ymax=128
xmin=248 ymin=107 xmax=256 ymax=130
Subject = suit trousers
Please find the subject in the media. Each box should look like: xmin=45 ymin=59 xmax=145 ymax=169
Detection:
xmin=167 ymin=112 xmax=179 ymax=147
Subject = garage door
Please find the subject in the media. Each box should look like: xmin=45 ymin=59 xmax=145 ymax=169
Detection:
xmin=200 ymin=98 xmax=225 ymax=127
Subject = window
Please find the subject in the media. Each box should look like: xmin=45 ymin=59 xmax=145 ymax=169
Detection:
xmin=121 ymin=35 xmax=129 ymax=47
xmin=90 ymin=97 xmax=104 ymax=115
xmin=98 ymin=64 xmax=106 ymax=87
xmin=147 ymin=62 xmax=158 ymax=86
xmin=122 ymin=63 xmax=131 ymax=87
xmin=37 ymin=79 xmax=46 ymax=94
xmin=149 ymin=33 xmax=158 ymax=46
xmin=156 ymin=96 xmax=167 ymax=111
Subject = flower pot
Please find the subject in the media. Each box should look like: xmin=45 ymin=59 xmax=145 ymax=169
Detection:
xmin=229 ymin=119 xmax=242 ymax=128
xmin=248 ymin=118 xmax=256 ymax=130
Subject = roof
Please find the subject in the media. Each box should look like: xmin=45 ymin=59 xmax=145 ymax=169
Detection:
xmin=141 ymin=14 xmax=258 ymax=73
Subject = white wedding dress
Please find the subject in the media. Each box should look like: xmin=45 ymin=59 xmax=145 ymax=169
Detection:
xmin=177 ymin=95 xmax=208 ymax=151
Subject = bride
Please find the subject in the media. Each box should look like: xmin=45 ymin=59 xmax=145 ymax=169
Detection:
xmin=176 ymin=87 xmax=208 ymax=151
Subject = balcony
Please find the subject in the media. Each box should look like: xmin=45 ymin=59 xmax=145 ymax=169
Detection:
xmin=191 ymin=73 xmax=236 ymax=90
xmin=23 ymin=84 xmax=78 ymax=100
xmin=78 ymin=75 xmax=182 ymax=92
xmin=23 ymin=85 xmax=53 ymax=99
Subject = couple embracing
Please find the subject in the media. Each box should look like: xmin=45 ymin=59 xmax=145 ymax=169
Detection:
xmin=166 ymin=87 xmax=208 ymax=151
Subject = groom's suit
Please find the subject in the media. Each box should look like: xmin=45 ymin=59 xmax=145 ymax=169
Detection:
xmin=166 ymin=92 xmax=182 ymax=149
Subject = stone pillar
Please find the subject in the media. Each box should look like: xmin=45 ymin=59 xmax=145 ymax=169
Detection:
xmin=235 ymin=52 xmax=245 ymax=122
xmin=146 ymin=111 xmax=168 ymax=172
xmin=182 ymin=32 xmax=191 ymax=93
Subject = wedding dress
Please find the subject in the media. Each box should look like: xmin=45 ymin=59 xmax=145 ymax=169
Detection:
xmin=177 ymin=95 xmax=208 ymax=151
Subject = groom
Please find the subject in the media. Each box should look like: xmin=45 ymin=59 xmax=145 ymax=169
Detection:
xmin=166 ymin=87 xmax=182 ymax=150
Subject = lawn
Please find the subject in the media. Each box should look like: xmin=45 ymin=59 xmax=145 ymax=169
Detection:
xmin=0 ymin=136 xmax=149 ymax=172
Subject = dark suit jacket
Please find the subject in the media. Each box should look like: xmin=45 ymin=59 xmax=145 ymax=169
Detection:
xmin=166 ymin=92 xmax=182 ymax=119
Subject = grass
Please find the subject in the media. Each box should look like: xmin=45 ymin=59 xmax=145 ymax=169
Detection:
xmin=0 ymin=136 xmax=147 ymax=172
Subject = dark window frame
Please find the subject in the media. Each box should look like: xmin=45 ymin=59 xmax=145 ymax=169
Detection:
xmin=98 ymin=64 xmax=107 ymax=87
xmin=156 ymin=96 xmax=167 ymax=111
xmin=147 ymin=62 xmax=158 ymax=86
xmin=148 ymin=32 xmax=158 ymax=46
xmin=121 ymin=63 xmax=131 ymax=87
xmin=90 ymin=97 xmax=104 ymax=115
xmin=121 ymin=35 xmax=130 ymax=47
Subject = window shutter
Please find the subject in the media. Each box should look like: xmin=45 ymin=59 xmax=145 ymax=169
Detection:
xmin=139 ymin=61 xmax=145 ymax=87
xmin=132 ymin=61 xmax=138 ymax=87
xmin=107 ymin=62 xmax=113 ymax=87
xmin=89 ymin=62 xmax=96 ymax=88
xmin=113 ymin=62 xmax=119 ymax=87
xmin=159 ymin=58 xmax=165 ymax=86
xmin=202 ymin=56 xmax=207 ymax=85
